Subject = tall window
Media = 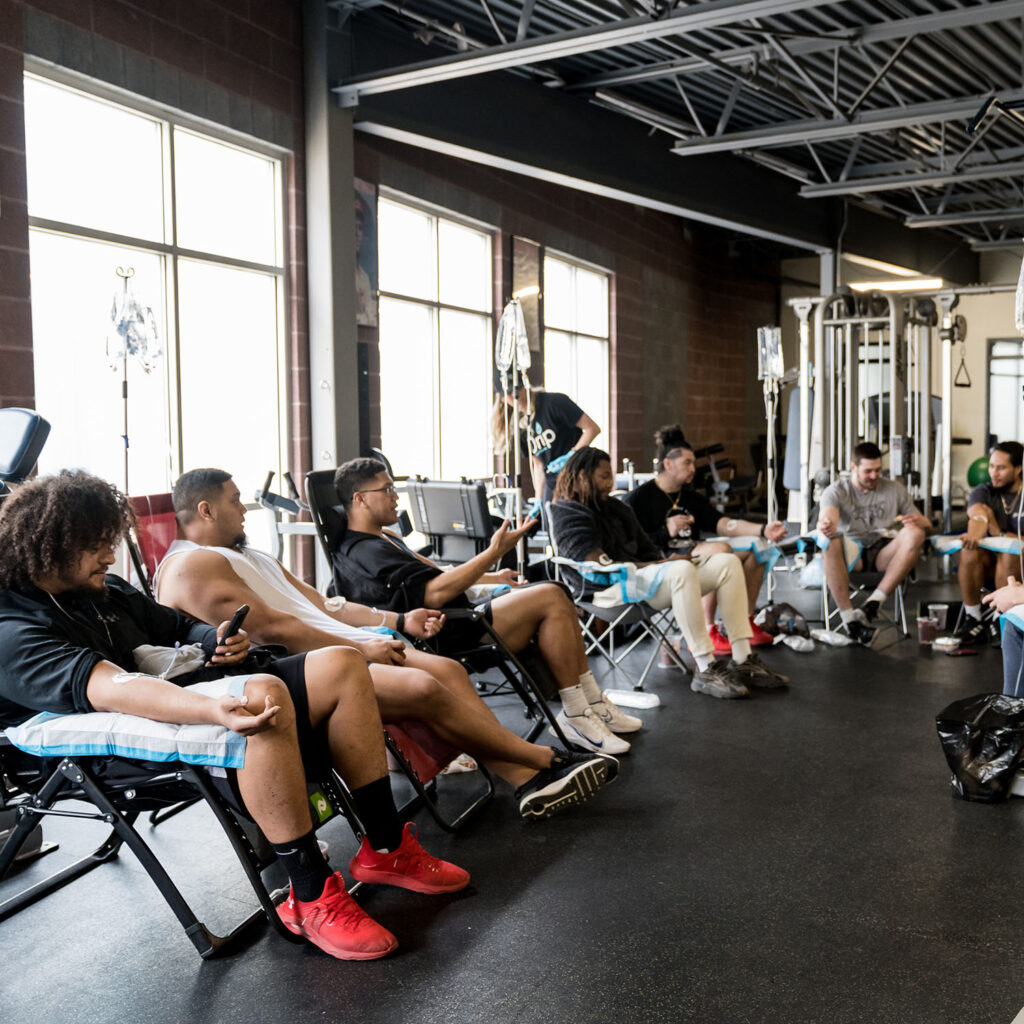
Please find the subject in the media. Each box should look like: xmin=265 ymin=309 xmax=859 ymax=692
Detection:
xmin=376 ymin=196 xmax=494 ymax=479
xmin=989 ymin=339 xmax=1024 ymax=444
xmin=543 ymin=254 xmax=610 ymax=439
xmin=23 ymin=73 xmax=286 ymax=524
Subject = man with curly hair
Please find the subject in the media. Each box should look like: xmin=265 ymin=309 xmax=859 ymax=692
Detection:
xmin=0 ymin=471 xmax=470 ymax=961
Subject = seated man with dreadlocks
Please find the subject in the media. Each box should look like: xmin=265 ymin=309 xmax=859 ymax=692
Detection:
xmin=330 ymin=457 xmax=639 ymax=757
xmin=0 ymin=470 xmax=471 ymax=963
xmin=549 ymin=448 xmax=789 ymax=700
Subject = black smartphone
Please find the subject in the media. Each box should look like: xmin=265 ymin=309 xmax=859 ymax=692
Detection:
xmin=222 ymin=604 xmax=250 ymax=643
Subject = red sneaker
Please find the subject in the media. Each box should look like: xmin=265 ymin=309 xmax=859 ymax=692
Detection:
xmin=277 ymin=873 xmax=397 ymax=960
xmin=708 ymin=624 xmax=732 ymax=654
xmin=349 ymin=823 xmax=470 ymax=894
xmin=749 ymin=618 xmax=775 ymax=646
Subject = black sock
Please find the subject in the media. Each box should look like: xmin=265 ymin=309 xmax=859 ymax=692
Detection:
xmin=272 ymin=830 xmax=331 ymax=902
xmin=350 ymin=775 xmax=403 ymax=852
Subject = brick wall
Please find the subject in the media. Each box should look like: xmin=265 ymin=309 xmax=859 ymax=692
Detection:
xmin=0 ymin=0 xmax=310 ymax=482
xmin=0 ymin=0 xmax=31 ymax=410
xmin=354 ymin=133 xmax=777 ymax=479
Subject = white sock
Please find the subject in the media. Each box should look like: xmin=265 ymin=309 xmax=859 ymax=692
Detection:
xmin=694 ymin=652 xmax=715 ymax=672
xmin=560 ymin=684 xmax=589 ymax=717
xmin=868 ymin=587 xmax=887 ymax=605
xmin=840 ymin=607 xmax=857 ymax=625
xmin=578 ymin=670 xmax=603 ymax=705
xmin=732 ymin=639 xmax=752 ymax=664
xmin=965 ymin=603 xmax=982 ymax=620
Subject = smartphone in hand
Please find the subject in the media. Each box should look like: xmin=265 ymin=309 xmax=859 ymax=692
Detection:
xmin=222 ymin=604 xmax=250 ymax=642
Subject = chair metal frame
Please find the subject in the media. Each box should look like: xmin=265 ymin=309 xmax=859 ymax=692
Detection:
xmin=0 ymin=736 xmax=354 ymax=958
xmin=821 ymin=568 xmax=910 ymax=637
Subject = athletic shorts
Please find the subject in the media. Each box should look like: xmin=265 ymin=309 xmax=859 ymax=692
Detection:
xmin=205 ymin=652 xmax=331 ymax=817
xmin=859 ymin=538 xmax=890 ymax=573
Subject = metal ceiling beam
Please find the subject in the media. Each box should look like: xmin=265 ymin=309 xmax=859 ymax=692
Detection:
xmin=515 ymin=0 xmax=537 ymax=41
xmin=671 ymin=88 xmax=1024 ymax=156
xmin=970 ymin=237 xmax=1024 ymax=251
xmin=592 ymin=89 xmax=698 ymax=138
xmin=567 ymin=0 xmax=1024 ymax=91
xmin=906 ymin=207 xmax=1024 ymax=228
xmin=801 ymin=159 xmax=1024 ymax=198
xmin=332 ymin=0 xmax=847 ymax=105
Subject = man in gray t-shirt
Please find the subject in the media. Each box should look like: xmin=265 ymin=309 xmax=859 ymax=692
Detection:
xmin=816 ymin=441 xmax=930 ymax=643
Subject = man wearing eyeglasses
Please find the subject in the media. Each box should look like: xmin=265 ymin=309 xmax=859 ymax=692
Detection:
xmin=329 ymin=457 xmax=644 ymax=758
xmin=158 ymin=468 xmax=617 ymax=820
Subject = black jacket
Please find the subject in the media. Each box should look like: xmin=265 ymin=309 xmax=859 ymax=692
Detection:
xmin=0 ymin=576 xmax=218 ymax=728
xmin=548 ymin=498 xmax=662 ymax=595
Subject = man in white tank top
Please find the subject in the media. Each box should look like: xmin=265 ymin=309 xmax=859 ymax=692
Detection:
xmin=157 ymin=469 xmax=617 ymax=820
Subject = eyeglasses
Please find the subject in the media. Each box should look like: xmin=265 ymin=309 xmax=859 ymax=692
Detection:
xmin=357 ymin=484 xmax=398 ymax=496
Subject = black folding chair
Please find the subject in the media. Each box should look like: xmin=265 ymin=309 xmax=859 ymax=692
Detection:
xmin=304 ymin=469 xmax=570 ymax=749
xmin=0 ymin=735 xmax=355 ymax=958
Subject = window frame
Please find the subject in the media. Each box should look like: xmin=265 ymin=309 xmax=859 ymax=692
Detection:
xmin=541 ymin=248 xmax=612 ymax=437
xmin=987 ymin=337 xmax=1024 ymax=448
xmin=23 ymin=61 xmax=291 ymax=490
xmin=376 ymin=188 xmax=497 ymax=479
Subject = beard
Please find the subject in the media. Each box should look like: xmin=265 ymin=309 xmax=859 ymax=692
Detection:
xmin=61 ymin=579 xmax=111 ymax=603
xmin=232 ymin=533 xmax=248 ymax=549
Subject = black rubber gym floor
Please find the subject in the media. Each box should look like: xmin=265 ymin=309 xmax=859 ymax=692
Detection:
xmin=2 ymin=573 xmax=1021 ymax=1024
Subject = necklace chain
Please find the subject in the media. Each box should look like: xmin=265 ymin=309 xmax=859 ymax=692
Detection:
xmin=47 ymin=592 xmax=114 ymax=650
xmin=1000 ymin=489 xmax=1023 ymax=517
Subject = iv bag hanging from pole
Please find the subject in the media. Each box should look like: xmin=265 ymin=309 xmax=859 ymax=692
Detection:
xmin=494 ymin=297 xmax=532 ymax=575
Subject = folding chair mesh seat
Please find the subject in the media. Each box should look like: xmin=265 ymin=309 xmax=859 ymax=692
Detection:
xmin=545 ymin=504 xmax=689 ymax=691
xmin=304 ymin=469 xmax=570 ymax=750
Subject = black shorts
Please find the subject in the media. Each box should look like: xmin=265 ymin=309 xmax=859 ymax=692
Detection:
xmin=859 ymin=538 xmax=890 ymax=572
xmin=205 ymin=652 xmax=331 ymax=818
xmin=431 ymin=600 xmax=495 ymax=657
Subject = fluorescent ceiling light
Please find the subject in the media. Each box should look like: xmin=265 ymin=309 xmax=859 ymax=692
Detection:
xmin=844 ymin=253 xmax=921 ymax=277
xmin=849 ymin=277 xmax=944 ymax=292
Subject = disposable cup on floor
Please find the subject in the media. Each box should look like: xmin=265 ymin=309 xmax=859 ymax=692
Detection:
xmin=917 ymin=616 xmax=938 ymax=645
xmin=928 ymin=603 xmax=949 ymax=630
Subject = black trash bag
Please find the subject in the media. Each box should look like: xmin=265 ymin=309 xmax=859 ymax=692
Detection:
xmin=935 ymin=693 xmax=1024 ymax=803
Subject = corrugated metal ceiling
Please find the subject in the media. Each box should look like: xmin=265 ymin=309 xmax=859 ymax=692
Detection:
xmin=331 ymin=0 xmax=1024 ymax=253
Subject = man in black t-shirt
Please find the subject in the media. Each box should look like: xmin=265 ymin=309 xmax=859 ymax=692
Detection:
xmin=622 ymin=427 xmax=787 ymax=652
xmin=955 ymin=441 xmax=1024 ymax=646
xmin=332 ymin=457 xmax=643 ymax=757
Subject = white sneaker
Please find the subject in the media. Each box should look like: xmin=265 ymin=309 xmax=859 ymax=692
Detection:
xmin=589 ymin=697 xmax=643 ymax=734
xmin=550 ymin=708 xmax=631 ymax=755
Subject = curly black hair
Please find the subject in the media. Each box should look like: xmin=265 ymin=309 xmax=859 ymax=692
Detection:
xmin=0 ymin=471 xmax=134 ymax=589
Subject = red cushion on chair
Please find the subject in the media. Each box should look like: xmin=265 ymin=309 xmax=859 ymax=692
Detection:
xmin=129 ymin=493 xmax=180 ymax=581
xmin=384 ymin=720 xmax=461 ymax=784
